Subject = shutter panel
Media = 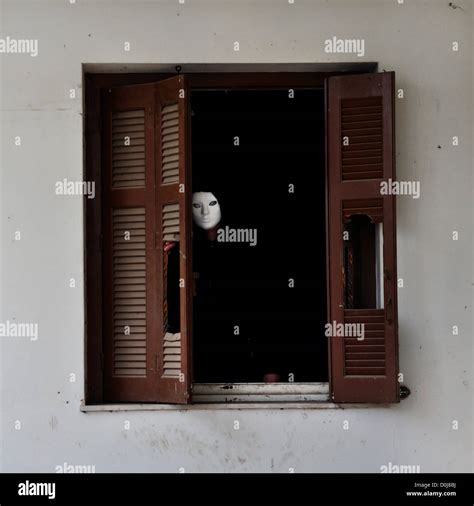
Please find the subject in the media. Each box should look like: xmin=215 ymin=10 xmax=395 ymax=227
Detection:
xmin=102 ymin=76 xmax=192 ymax=403
xmin=327 ymin=72 xmax=399 ymax=403
xmin=155 ymin=76 xmax=193 ymax=403
xmin=102 ymin=83 xmax=160 ymax=401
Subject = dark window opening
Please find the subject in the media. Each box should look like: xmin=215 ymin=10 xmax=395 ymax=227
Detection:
xmin=191 ymin=89 xmax=328 ymax=383
xmin=164 ymin=241 xmax=180 ymax=335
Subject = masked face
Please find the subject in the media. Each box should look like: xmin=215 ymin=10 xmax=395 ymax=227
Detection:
xmin=192 ymin=192 xmax=221 ymax=230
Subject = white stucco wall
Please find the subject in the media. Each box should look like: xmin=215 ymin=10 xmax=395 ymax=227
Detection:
xmin=0 ymin=0 xmax=472 ymax=473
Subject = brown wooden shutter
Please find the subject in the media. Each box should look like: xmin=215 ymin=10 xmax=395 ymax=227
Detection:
xmin=327 ymin=72 xmax=399 ymax=403
xmin=101 ymin=76 xmax=192 ymax=403
xmin=155 ymin=76 xmax=193 ymax=404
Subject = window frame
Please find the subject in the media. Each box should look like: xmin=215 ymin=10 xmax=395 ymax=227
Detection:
xmin=84 ymin=67 xmax=382 ymax=406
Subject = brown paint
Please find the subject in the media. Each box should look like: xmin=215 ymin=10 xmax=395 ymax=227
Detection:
xmin=327 ymin=72 xmax=399 ymax=403
xmin=102 ymin=83 xmax=160 ymax=402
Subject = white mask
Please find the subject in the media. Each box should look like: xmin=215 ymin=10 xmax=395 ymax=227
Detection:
xmin=192 ymin=192 xmax=221 ymax=230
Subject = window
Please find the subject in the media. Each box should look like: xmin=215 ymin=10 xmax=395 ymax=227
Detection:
xmin=85 ymin=71 xmax=399 ymax=405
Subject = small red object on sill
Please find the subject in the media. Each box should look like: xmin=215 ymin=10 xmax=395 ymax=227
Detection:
xmin=263 ymin=373 xmax=281 ymax=383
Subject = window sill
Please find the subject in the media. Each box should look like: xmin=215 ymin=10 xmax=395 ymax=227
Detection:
xmin=80 ymin=401 xmax=341 ymax=411
xmin=81 ymin=383 xmax=333 ymax=411
xmin=80 ymin=401 xmax=397 ymax=411
xmin=81 ymin=383 xmax=330 ymax=412
xmin=80 ymin=384 xmax=397 ymax=411
xmin=192 ymin=382 xmax=329 ymax=403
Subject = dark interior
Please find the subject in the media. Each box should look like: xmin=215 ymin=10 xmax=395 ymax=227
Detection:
xmin=191 ymin=88 xmax=327 ymax=383
xmin=344 ymin=215 xmax=377 ymax=309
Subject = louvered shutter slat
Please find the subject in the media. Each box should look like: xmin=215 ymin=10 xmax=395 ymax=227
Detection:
xmin=111 ymin=110 xmax=146 ymax=188
xmin=341 ymin=96 xmax=383 ymax=181
xmin=162 ymin=332 xmax=182 ymax=378
xmin=112 ymin=206 xmax=147 ymax=379
xmin=160 ymin=103 xmax=180 ymax=185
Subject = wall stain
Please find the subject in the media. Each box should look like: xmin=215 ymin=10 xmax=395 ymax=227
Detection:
xmin=49 ymin=416 xmax=58 ymax=430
